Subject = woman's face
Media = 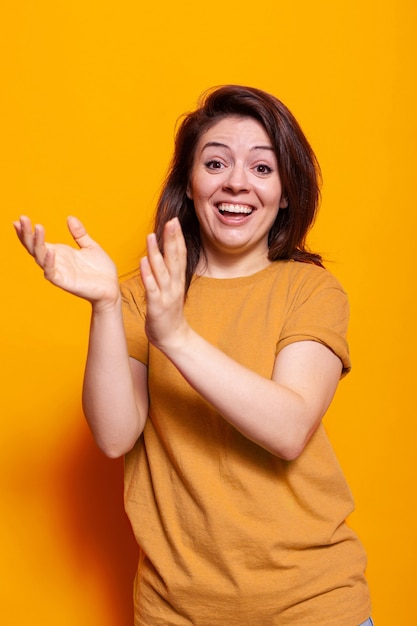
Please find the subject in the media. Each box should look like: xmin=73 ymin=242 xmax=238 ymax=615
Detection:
xmin=187 ymin=115 xmax=287 ymax=275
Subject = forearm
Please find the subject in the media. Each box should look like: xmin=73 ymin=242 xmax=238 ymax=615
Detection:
xmin=160 ymin=327 xmax=314 ymax=460
xmin=82 ymin=296 xmax=147 ymax=458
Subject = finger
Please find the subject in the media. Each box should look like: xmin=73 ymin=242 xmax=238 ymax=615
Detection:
xmin=13 ymin=220 xmax=22 ymax=237
xmin=43 ymin=247 xmax=57 ymax=281
xmin=164 ymin=217 xmax=185 ymax=264
xmin=14 ymin=216 xmax=36 ymax=255
xmin=145 ymin=233 xmax=170 ymax=289
xmin=13 ymin=221 xmax=25 ymax=248
xmin=140 ymin=255 xmax=160 ymax=296
xmin=67 ymin=216 xmax=96 ymax=249
xmin=174 ymin=219 xmax=187 ymax=272
xmin=163 ymin=218 xmax=187 ymax=282
xmin=32 ymin=224 xmax=49 ymax=267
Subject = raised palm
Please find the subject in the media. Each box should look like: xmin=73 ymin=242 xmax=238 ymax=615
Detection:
xmin=14 ymin=216 xmax=120 ymax=306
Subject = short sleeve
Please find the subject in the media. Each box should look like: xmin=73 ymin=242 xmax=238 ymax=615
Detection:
xmin=120 ymin=274 xmax=149 ymax=365
xmin=277 ymin=268 xmax=351 ymax=376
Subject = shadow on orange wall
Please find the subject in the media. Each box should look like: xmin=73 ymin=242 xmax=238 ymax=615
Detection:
xmin=53 ymin=419 xmax=138 ymax=624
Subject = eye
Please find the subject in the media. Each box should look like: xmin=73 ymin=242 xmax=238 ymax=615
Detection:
xmin=205 ymin=160 xmax=224 ymax=170
xmin=254 ymin=164 xmax=273 ymax=175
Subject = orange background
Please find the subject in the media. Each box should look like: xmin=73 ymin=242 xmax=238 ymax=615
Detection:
xmin=1 ymin=1 xmax=416 ymax=623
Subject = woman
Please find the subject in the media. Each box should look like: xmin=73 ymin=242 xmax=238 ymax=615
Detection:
xmin=14 ymin=85 xmax=372 ymax=625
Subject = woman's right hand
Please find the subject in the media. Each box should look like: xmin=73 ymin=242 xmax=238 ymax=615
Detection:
xmin=14 ymin=215 xmax=120 ymax=309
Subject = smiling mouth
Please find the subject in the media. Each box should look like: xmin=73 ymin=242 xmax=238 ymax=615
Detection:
xmin=217 ymin=203 xmax=254 ymax=215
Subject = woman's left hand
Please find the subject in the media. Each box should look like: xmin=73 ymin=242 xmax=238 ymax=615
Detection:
xmin=140 ymin=217 xmax=189 ymax=351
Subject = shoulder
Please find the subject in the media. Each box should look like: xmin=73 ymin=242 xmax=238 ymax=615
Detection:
xmin=274 ymin=262 xmax=351 ymax=374
xmin=268 ymin=260 xmax=348 ymax=302
xmin=120 ymin=271 xmax=146 ymax=316
xmin=119 ymin=272 xmax=149 ymax=363
xmin=120 ymin=271 xmax=143 ymax=295
xmin=274 ymin=259 xmax=345 ymax=284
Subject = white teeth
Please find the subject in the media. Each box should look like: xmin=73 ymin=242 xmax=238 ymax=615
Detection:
xmin=218 ymin=203 xmax=253 ymax=214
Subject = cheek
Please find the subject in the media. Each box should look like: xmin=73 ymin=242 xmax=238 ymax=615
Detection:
xmin=190 ymin=189 xmax=211 ymax=211
xmin=188 ymin=170 xmax=219 ymax=203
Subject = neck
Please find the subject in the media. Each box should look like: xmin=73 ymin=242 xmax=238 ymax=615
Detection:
xmin=196 ymin=250 xmax=271 ymax=279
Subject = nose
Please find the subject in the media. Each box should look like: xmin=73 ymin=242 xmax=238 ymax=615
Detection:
xmin=223 ymin=163 xmax=250 ymax=193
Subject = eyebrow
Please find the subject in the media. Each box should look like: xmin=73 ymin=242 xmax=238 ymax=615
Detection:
xmin=201 ymin=141 xmax=274 ymax=152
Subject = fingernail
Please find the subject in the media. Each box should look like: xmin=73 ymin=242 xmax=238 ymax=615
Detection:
xmin=169 ymin=217 xmax=179 ymax=233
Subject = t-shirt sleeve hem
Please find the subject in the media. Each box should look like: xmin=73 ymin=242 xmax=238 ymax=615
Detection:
xmin=277 ymin=332 xmax=351 ymax=378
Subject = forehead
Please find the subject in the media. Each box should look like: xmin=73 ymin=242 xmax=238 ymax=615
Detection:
xmin=196 ymin=115 xmax=272 ymax=151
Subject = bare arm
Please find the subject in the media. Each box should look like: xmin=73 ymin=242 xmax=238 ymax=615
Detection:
xmin=82 ymin=303 xmax=148 ymax=457
xmin=141 ymin=218 xmax=342 ymax=460
xmin=14 ymin=216 xmax=148 ymax=457
xmin=156 ymin=331 xmax=340 ymax=460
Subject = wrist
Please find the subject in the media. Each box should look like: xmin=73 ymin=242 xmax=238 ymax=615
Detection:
xmin=149 ymin=320 xmax=193 ymax=357
xmin=90 ymin=289 xmax=122 ymax=315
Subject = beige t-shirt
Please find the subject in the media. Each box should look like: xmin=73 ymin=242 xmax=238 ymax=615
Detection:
xmin=121 ymin=260 xmax=371 ymax=626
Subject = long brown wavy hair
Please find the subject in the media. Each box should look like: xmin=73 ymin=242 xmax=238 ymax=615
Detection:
xmin=154 ymin=85 xmax=323 ymax=291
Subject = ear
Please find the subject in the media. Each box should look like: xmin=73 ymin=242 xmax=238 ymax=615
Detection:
xmin=186 ymin=184 xmax=193 ymax=200
xmin=279 ymin=195 xmax=289 ymax=209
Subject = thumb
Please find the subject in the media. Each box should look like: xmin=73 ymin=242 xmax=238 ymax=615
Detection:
xmin=67 ymin=216 xmax=95 ymax=248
